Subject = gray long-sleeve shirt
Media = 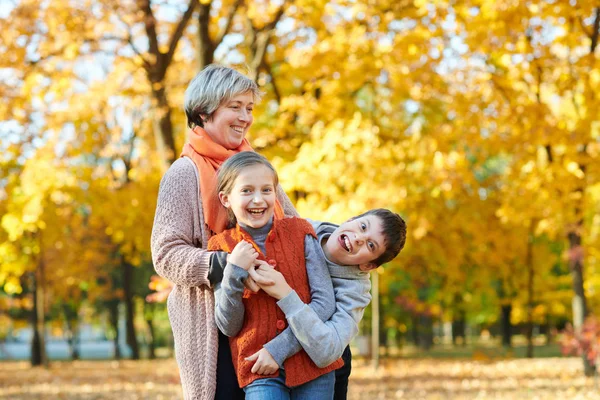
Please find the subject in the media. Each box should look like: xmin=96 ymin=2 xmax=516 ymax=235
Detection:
xmin=274 ymin=219 xmax=372 ymax=368
xmin=213 ymin=219 xmax=336 ymax=365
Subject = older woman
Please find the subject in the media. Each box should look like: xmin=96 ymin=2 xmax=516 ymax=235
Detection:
xmin=151 ymin=65 xmax=297 ymax=400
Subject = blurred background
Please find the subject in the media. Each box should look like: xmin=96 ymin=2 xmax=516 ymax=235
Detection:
xmin=1 ymin=0 xmax=600 ymax=398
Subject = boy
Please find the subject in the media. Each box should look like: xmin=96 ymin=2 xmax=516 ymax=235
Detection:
xmin=245 ymin=208 xmax=407 ymax=396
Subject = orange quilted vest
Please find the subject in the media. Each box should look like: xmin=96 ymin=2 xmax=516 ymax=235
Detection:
xmin=208 ymin=217 xmax=343 ymax=387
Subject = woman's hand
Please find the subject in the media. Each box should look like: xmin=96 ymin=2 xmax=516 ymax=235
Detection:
xmin=245 ymin=348 xmax=279 ymax=375
xmin=254 ymin=263 xmax=293 ymax=300
xmin=229 ymin=240 xmax=258 ymax=270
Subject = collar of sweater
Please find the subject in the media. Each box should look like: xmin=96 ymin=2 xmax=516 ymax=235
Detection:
xmin=238 ymin=218 xmax=273 ymax=254
xmin=238 ymin=218 xmax=273 ymax=237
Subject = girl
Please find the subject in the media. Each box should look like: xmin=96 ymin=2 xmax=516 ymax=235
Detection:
xmin=208 ymin=151 xmax=343 ymax=399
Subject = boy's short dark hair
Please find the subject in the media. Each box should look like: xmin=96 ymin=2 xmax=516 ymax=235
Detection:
xmin=352 ymin=208 xmax=406 ymax=267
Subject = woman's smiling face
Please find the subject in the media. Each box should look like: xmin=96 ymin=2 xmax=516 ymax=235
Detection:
xmin=203 ymin=91 xmax=254 ymax=149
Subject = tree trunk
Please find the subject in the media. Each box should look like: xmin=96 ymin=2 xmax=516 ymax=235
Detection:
xmin=526 ymin=228 xmax=535 ymax=358
xmin=196 ymin=3 xmax=214 ymax=69
xmin=109 ymin=300 xmax=121 ymax=360
xmin=123 ymin=260 xmax=139 ymax=360
xmin=66 ymin=318 xmax=79 ymax=360
xmin=30 ymin=259 xmax=48 ymax=367
xmin=452 ymin=296 xmax=466 ymax=347
xmin=500 ymin=304 xmax=513 ymax=348
xmin=417 ymin=315 xmax=434 ymax=351
xmin=452 ymin=318 xmax=466 ymax=346
xmin=411 ymin=315 xmax=419 ymax=346
xmin=138 ymin=0 xmax=197 ymax=170
xmin=145 ymin=302 xmax=156 ymax=360
xmin=151 ymin=86 xmax=176 ymax=170
xmin=63 ymin=303 xmax=79 ymax=360
xmin=371 ymin=270 xmax=379 ymax=368
xmin=568 ymin=228 xmax=594 ymax=375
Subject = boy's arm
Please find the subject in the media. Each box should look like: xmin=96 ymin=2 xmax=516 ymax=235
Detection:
xmin=214 ymin=261 xmax=249 ymax=337
xmin=262 ymin=235 xmax=335 ymax=367
xmin=278 ymin=276 xmax=371 ymax=367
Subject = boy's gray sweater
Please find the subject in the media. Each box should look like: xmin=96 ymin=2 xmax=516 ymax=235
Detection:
xmin=268 ymin=219 xmax=372 ymax=368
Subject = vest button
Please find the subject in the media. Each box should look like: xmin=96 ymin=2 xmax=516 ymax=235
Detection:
xmin=268 ymin=259 xmax=277 ymax=267
xmin=276 ymin=319 xmax=286 ymax=330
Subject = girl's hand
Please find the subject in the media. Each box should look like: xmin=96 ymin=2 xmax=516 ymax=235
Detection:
xmin=255 ymin=264 xmax=293 ymax=300
xmin=248 ymin=260 xmax=275 ymax=286
xmin=243 ymin=276 xmax=260 ymax=293
xmin=229 ymin=240 xmax=258 ymax=271
xmin=246 ymin=348 xmax=279 ymax=375
xmin=244 ymin=260 xmax=276 ymax=292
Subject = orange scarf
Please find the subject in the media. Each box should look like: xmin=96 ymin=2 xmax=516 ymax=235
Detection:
xmin=180 ymin=126 xmax=284 ymax=235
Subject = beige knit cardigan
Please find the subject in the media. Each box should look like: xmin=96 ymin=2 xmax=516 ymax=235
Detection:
xmin=151 ymin=157 xmax=297 ymax=400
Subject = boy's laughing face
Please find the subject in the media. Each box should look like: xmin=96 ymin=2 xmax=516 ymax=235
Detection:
xmin=323 ymin=215 xmax=386 ymax=270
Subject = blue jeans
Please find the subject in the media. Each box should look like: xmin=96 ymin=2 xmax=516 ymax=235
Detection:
xmin=244 ymin=370 xmax=335 ymax=400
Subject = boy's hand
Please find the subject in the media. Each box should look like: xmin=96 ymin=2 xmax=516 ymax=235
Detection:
xmin=229 ymin=241 xmax=258 ymax=271
xmin=246 ymin=348 xmax=278 ymax=375
xmin=255 ymin=264 xmax=293 ymax=300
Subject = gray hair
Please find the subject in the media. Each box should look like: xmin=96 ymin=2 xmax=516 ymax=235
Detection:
xmin=184 ymin=64 xmax=263 ymax=128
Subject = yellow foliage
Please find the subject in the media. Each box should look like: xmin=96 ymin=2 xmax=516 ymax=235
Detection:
xmin=1 ymin=0 xmax=599 ymax=325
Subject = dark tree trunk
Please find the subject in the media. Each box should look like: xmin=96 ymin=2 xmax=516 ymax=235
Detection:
xmin=501 ymin=304 xmax=513 ymax=348
xmin=417 ymin=315 xmax=434 ymax=351
xmin=30 ymin=260 xmax=48 ymax=367
xmin=526 ymin=229 xmax=535 ymax=358
xmin=123 ymin=260 xmax=139 ymax=359
xmin=108 ymin=300 xmax=121 ymax=360
xmin=151 ymin=86 xmax=176 ymax=169
xmin=411 ymin=315 xmax=419 ymax=346
xmin=568 ymin=227 xmax=594 ymax=375
xmin=63 ymin=304 xmax=80 ymax=360
xmin=144 ymin=302 xmax=156 ymax=360
xmin=196 ymin=3 xmax=214 ymax=69
xmin=452 ymin=318 xmax=466 ymax=346
xmin=452 ymin=293 xmax=466 ymax=346
xmin=66 ymin=319 xmax=79 ymax=360
xmin=138 ymin=0 xmax=197 ymax=170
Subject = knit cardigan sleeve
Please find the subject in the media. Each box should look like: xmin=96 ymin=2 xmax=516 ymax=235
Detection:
xmin=277 ymin=185 xmax=298 ymax=218
xmin=151 ymin=158 xmax=212 ymax=287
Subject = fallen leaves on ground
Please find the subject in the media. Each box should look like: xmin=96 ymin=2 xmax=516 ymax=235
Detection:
xmin=0 ymin=357 xmax=597 ymax=399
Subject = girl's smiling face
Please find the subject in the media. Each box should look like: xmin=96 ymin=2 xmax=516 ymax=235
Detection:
xmin=218 ymin=164 xmax=277 ymax=229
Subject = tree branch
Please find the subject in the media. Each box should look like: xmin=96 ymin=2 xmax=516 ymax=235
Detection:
xmin=590 ymin=7 xmax=600 ymax=53
xmin=164 ymin=0 xmax=198 ymax=70
xmin=113 ymin=14 xmax=154 ymax=72
xmin=138 ymin=0 xmax=160 ymax=68
xmin=214 ymin=0 xmax=244 ymax=47
xmin=247 ymin=4 xmax=288 ymax=80
xmin=262 ymin=60 xmax=281 ymax=103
